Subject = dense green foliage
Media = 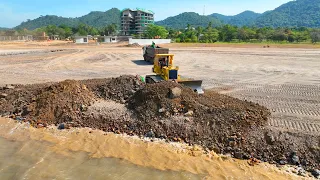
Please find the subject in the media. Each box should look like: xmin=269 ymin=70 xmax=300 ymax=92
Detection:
xmin=166 ymin=22 xmax=320 ymax=43
xmin=144 ymin=24 xmax=168 ymax=39
xmin=156 ymin=12 xmax=222 ymax=29
xmin=15 ymin=8 xmax=121 ymax=30
xmin=310 ymin=29 xmax=320 ymax=43
xmin=16 ymin=16 xmax=79 ymax=30
xmin=77 ymin=8 xmax=121 ymax=27
xmin=255 ymin=0 xmax=320 ymax=27
xmin=99 ymin=24 xmax=118 ymax=36
xmin=228 ymin=11 xmax=262 ymax=27
xmin=209 ymin=13 xmax=232 ymax=24
xmin=1 ymin=23 xmax=118 ymax=39
xmin=2 ymin=22 xmax=320 ymax=44
xmin=210 ymin=11 xmax=262 ymax=27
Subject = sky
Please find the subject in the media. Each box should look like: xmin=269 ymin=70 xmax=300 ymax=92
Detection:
xmin=0 ymin=0 xmax=292 ymax=28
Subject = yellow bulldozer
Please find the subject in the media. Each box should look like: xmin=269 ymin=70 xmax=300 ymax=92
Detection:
xmin=145 ymin=54 xmax=204 ymax=94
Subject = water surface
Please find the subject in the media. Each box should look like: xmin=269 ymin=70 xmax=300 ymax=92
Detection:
xmin=0 ymin=118 xmax=303 ymax=180
xmin=0 ymin=137 xmax=200 ymax=180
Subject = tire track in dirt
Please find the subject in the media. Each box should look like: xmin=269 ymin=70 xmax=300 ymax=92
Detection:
xmin=42 ymin=49 xmax=84 ymax=70
xmin=268 ymin=117 xmax=320 ymax=135
xmin=228 ymin=95 xmax=320 ymax=117
xmin=206 ymin=82 xmax=320 ymax=135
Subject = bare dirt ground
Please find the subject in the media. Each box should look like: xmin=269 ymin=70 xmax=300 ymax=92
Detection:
xmin=1 ymin=42 xmax=319 ymax=137
xmin=0 ymin=42 xmax=320 ymax=172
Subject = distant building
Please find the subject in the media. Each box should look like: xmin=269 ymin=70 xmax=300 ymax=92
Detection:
xmin=121 ymin=8 xmax=154 ymax=36
xmin=74 ymin=36 xmax=89 ymax=44
xmin=97 ymin=36 xmax=118 ymax=43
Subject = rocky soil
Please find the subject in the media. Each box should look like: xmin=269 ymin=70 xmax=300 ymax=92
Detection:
xmin=0 ymin=75 xmax=319 ymax=178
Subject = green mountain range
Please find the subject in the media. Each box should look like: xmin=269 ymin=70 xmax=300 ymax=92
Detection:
xmin=161 ymin=0 xmax=320 ymax=28
xmin=15 ymin=8 xmax=121 ymax=30
xmin=254 ymin=0 xmax=320 ymax=27
xmin=156 ymin=12 xmax=223 ymax=29
xmin=209 ymin=11 xmax=262 ymax=27
xmin=12 ymin=0 xmax=320 ymax=30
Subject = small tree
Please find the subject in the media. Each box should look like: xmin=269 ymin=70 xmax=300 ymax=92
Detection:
xmin=145 ymin=24 xmax=168 ymax=39
xmin=310 ymin=30 xmax=320 ymax=44
xmin=59 ymin=25 xmax=73 ymax=38
xmin=195 ymin=26 xmax=203 ymax=41
xmin=237 ymin=28 xmax=249 ymax=42
xmin=295 ymin=31 xmax=308 ymax=42
xmin=105 ymin=23 xmax=117 ymax=35
xmin=219 ymin=25 xmax=237 ymax=42
xmin=271 ymin=29 xmax=288 ymax=42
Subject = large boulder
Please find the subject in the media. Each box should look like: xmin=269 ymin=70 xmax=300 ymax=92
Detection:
xmin=169 ymin=87 xmax=181 ymax=99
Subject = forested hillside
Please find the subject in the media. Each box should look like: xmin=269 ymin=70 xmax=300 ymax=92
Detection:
xmin=159 ymin=0 xmax=320 ymax=28
xmin=156 ymin=12 xmax=222 ymax=29
xmin=255 ymin=0 xmax=320 ymax=27
xmin=209 ymin=13 xmax=232 ymax=23
xmin=77 ymin=8 xmax=121 ymax=27
xmin=12 ymin=0 xmax=320 ymax=30
xmin=15 ymin=8 xmax=121 ymax=30
xmin=16 ymin=16 xmax=79 ymax=30
xmin=228 ymin=11 xmax=262 ymax=26
xmin=209 ymin=11 xmax=261 ymax=26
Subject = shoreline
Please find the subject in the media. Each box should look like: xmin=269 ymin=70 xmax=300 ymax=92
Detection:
xmin=0 ymin=118 xmax=312 ymax=179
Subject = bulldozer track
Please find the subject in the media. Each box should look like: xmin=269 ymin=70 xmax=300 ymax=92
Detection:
xmin=228 ymin=95 xmax=320 ymax=116
xmin=268 ymin=117 xmax=320 ymax=134
xmin=211 ymin=83 xmax=320 ymax=134
xmin=272 ymin=108 xmax=320 ymax=117
xmin=242 ymin=87 xmax=320 ymax=97
xmin=230 ymin=94 xmax=320 ymax=104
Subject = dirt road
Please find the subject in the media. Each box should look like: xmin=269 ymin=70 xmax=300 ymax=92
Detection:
xmin=0 ymin=43 xmax=319 ymax=137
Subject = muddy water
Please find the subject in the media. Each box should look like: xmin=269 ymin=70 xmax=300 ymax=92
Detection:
xmin=0 ymin=118 xmax=304 ymax=180
xmin=0 ymin=138 xmax=200 ymax=180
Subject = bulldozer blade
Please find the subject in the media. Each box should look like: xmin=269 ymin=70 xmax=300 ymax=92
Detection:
xmin=178 ymin=80 xmax=204 ymax=94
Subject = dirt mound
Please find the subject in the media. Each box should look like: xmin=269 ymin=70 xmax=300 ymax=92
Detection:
xmin=0 ymin=76 xmax=319 ymax=173
xmin=126 ymin=43 xmax=141 ymax=47
xmin=83 ymin=75 xmax=143 ymax=103
xmin=0 ymin=80 xmax=96 ymax=127
xmin=129 ymin=82 xmax=268 ymax=128
xmin=31 ymin=80 xmax=95 ymax=124
xmin=25 ymin=80 xmax=95 ymax=126
xmin=128 ymin=81 xmax=270 ymax=155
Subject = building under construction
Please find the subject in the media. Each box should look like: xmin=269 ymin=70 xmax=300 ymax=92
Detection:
xmin=121 ymin=8 xmax=154 ymax=36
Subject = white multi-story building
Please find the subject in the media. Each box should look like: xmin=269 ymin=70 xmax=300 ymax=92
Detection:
xmin=121 ymin=8 xmax=154 ymax=36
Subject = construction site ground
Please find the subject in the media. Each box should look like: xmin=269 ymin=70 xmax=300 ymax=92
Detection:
xmin=0 ymin=42 xmax=319 ymax=173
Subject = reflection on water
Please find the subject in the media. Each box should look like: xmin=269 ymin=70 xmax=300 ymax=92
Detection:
xmin=0 ymin=137 xmax=201 ymax=180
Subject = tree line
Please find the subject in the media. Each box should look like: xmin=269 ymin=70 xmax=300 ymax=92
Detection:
xmin=164 ymin=23 xmax=320 ymax=44
xmin=0 ymin=23 xmax=118 ymax=39
xmin=1 ymin=22 xmax=320 ymax=44
xmin=140 ymin=23 xmax=320 ymax=44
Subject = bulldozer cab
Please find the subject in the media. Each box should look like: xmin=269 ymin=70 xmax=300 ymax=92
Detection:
xmin=153 ymin=54 xmax=175 ymax=72
xmin=154 ymin=54 xmax=174 ymax=68
xmin=153 ymin=54 xmax=179 ymax=81
xmin=147 ymin=54 xmax=204 ymax=94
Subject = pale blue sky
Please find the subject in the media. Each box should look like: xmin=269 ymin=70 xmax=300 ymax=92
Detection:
xmin=0 ymin=0 xmax=292 ymax=28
